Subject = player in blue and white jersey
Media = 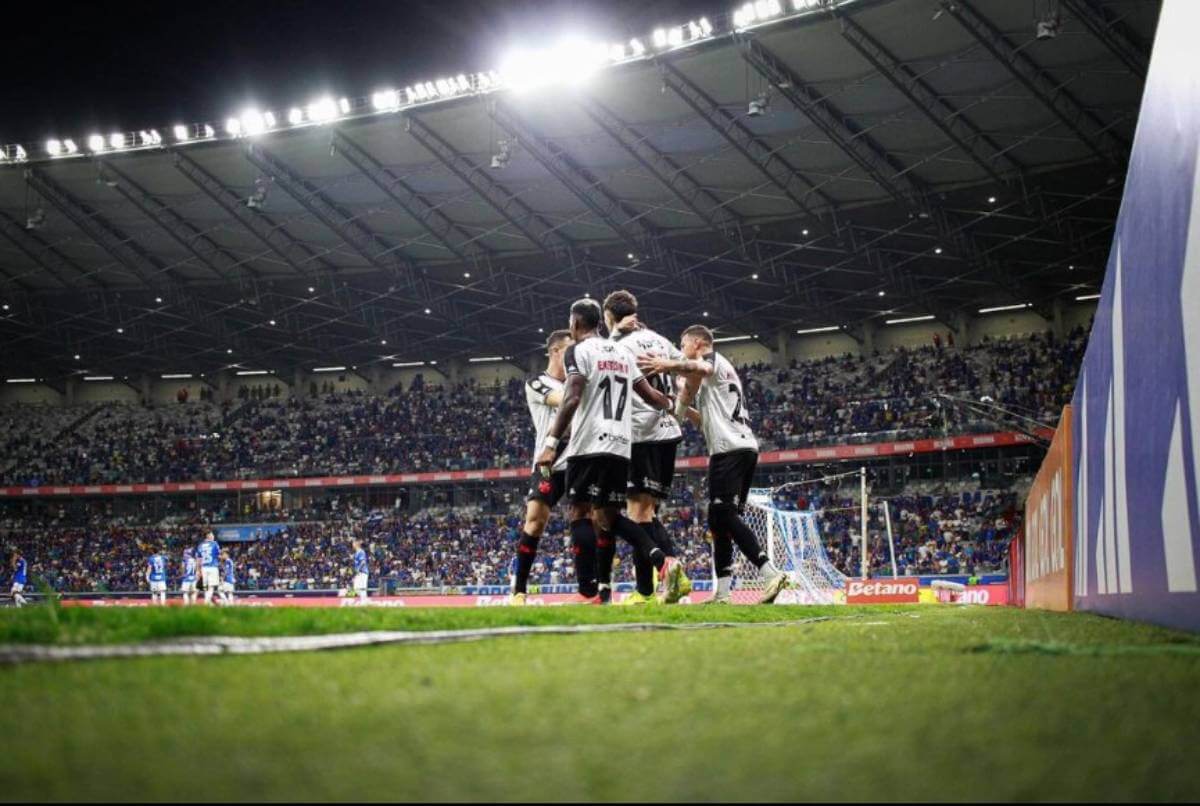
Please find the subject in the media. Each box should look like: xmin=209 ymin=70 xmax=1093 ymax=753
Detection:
xmin=219 ymin=551 xmax=236 ymax=605
xmin=145 ymin=549 xmax=168 ymax=606
xmin=351 ymin=538 xmax=369 ymax=606
xmin=10 ymin=552 xmax=28 ymax=608
xmin=180 ymin=548 xmax=198 ymax=606
xmin=196 ymin=531 xmax=221 ymax=605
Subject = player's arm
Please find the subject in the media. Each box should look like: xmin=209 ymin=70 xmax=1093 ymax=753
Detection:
xmin=636 ymin=354 xmax=713 ymax=378
xmin=536 ymin=373 xmax=585 ymax=469
xmin=632 ymin=376 xmax=671 ymax=411
xmin=674 ymin=372 xmax=704 ymax=424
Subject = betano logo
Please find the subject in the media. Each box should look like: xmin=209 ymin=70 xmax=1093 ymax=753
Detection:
xmin=845 ymin=579 xmax=919 ymax=604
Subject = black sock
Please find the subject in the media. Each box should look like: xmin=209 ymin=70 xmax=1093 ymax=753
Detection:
xmin=649 ymin=518 xmax=678 ymax=558
xmin=713 ymin=533 xmax=735 ymax=578
xmin=611 ymin=514 xmax=665 ymax=570
xmin=633 ymin=546 xmax=654 ymax=596
xmin=710 ymin=504 xmax=768 ymax=568
xmin=513 ymin=531 xmax=540 ymax=594
xmin=570 ymin=518 xmax=598 ymax=598
xmin=597 ymin=528 xmax=616 ymax=587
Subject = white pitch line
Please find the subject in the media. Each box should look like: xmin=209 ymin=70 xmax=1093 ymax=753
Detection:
xmin=0 ymin=617 xmax=832 ymax=665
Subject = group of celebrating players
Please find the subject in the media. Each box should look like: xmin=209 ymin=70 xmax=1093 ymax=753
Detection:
xmin=6 ymin=289 xmax=785 ymax=609
xmin=511 ymin=290 xmax=789 ymax=606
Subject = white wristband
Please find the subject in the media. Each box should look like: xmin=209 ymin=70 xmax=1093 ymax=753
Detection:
xmin=543 ymin=436 xmax=559 ymax=450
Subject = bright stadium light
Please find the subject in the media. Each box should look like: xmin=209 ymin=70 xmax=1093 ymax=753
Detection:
xmin=796 ymin=325 xmax=841 ymax=335
xmin=1075 ymin=293 xmax=1101 ymax=301
xmin=203 ymin=124 xmax=215 ymax=138
xmin=173 ymin=125 xmax=190 ymax=142
xmin=392 ymin=361 xmax=426 ymax=368
xmin=307 ymin=97 xmax=339 ymax=123
xmin=236 ymin=370 xmax=270 ymax=376
xmin=339 ymin=97 xmax=352 ymax=114
xmin=161 ymin=373 xmax=193 ymax=380
xmin=885 ymin=315 xmax=936 ymax=325
xmin=63 ymin=139 xmax=78 ymax=154
xmin=225 ymin=117 xmax=243 ymax=137
xmin=312 ymin=366 xmax=347 ymax=373
xmin=500 ymin=38 xmax=607 ymax=92
xmin=629 ymin=37 xmax=646 ymax=56
xmin=468 ymin=356 xmax=506 ymax=363
xmin=372 ymin=89 xmax=400 ymax=111
xmin=5 ymin=378 xmax=37 ymax=384
xmin=653 ymin=28 xmax=668 ymax=48
xmin=288 ymin=107 xmax=304 ymax=125
xmin=46 ymin=139 xmax=63 ymax=156
xmin=713 ymin=335 xmax=753 ymax=343
xmin=240 ymin=109 xmax=267 ymax=136
xmin=109 ymin=133 xmax=126 ymax=149
xmin=84 ymin=376 xmax=114 ymax=382
xmin=978 ymin=303 xmax=1031 ymax=314
xmin=88 ymin=134 xmax=106 ymax=152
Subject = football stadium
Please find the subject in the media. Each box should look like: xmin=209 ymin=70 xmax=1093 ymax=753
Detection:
xmin=1 ymin=0 xmax=1198 ymax=801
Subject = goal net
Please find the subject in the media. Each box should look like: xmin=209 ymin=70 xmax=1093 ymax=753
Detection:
xmin=723 ymin=489 xmax=848 ymax=604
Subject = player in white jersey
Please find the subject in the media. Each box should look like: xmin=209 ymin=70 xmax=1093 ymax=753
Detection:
xmin=601 ymin=290 xmax=695 ymax=604
xmin=509 ymin=330 xmax=574 ymax=606
xmin=638 ymin=324 xmax=788 ymax=604
xmin=535 ymin=298 xmax=687 ymax=603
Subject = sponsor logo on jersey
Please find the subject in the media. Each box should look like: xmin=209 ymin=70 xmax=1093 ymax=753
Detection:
xmin=596 ymin=359 xmax=629 ymax=373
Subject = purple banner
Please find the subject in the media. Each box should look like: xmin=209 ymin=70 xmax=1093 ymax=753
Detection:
xmin=1072 ymin=0 xmax=1200 ymax=631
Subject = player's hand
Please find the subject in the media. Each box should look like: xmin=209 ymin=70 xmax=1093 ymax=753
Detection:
xmin=637 ymin=354 xmax=671 ymax=375
xmin=535 ymin=447 xmax=556 ymax=475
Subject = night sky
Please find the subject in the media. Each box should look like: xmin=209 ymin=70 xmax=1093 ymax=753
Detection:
xmin=2 ymin=0 xmax=722 ymax=145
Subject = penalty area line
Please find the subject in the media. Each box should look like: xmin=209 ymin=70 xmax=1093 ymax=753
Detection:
xmin=0 ymin=617 xmax=832 ymax=665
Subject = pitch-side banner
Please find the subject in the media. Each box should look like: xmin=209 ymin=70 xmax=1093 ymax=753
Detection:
xmin=1024 ymin=407 xmax=1073 ymax=611
xmin=1072 ymin=0 xmax=1200 ymax=631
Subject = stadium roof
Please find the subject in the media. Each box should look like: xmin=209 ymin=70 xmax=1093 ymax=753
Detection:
xmin=0 ymin=0 xmax=1159 ymax=383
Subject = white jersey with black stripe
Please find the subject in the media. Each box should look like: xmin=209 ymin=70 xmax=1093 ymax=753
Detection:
xmin=562 ymin=335 xmax=644 ymax=460
xmin=612 ymin=327 xmax=685 ymax=444
xmin=696 ymin=351 xmax=759 ymax=455
xmin=526 ymin=373 xmax=568 ymax=472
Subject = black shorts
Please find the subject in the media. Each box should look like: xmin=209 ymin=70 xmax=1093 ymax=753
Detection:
xmin=566 ymin=455 xmax=630 ymax=507
xmin=628 ymin=439 xmax=680 ymax=499
xmin=526 ymin=468 xmax=566 ymax=508
xmin=708 ymin=449 xmax=758 ymax=511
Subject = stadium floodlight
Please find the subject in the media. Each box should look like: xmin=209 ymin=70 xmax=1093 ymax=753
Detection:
xmin=877 ymin=290 xmax=886 ymax=296
xmin=116 ymin=327 xmax=124 ymax=334
xmin=161 ymin=373 xmax=193 ymax=379
xmin=934 ymin=246 xmax=944 ymax=254
xmin=235 ymin=370 xmax=269 ymax=376
xmin=73 ymin=354 xmax=80 ymax=360
xmin=240 ymin=110 xmax=266 ymax=136
xmin=307 ymin=97 xmax=339 ymax=123
xmin=83 ymin=376 xmax=114 ymax=382
xmin=423 ymin=308 xmax=432 ymax=315
xmin=629 ymin=37 xmax=646 ymax=56
xmin=46 ymin=139 xmax=63 ymax=156
xmin=699 ymin=16 xmax=714 ymax=35
xmin=339 ymin=97 xmax=351 ymax=114
xmin=87 ymin=134 xmax=106 ymax=152
xmin=885 ymin=315 xmax=936 ymax=325
xmin=372 ymin=89 xmax=400 ymax=112
xmin=5 ymin=378 xmax=37 ymax=384
xmin=203 ymin=124 xmax=215 ymax=138
xmin=653 ymin=28 xmax=668 ymax=48
xmin=109 ymin=133 xmax=126 ymax=149
xmin=225 ymin=117 xmax=243 ymax=137
xmin=312 ymin=366 xmax=347 ymax=373
xmin=978 ymin=303 xmax=1030 ymax=314
xmin=713 ymin=335 xmax=754 ymax=343
xmin=14 ymin=145 xmax=26 ymax=161
xmin=610 ymin=43 xmax=626 ymax=61
xmin=796 ymin=325 xmax=841 ymax=335
xmin=392 ymin=361 xmax=425 ymax=368
xmin=468 ymin=356 xmax=506 ymax=363
xmin=173 ymin=125 xmax=190 ymax=142
xmin=1075 ymin=293 xmax=1101 ymax=301
xmin=288 ymin=107 xmax=304 ymax=125
xmin=667 ymin=26 xmax=684 ymax=46
xmin=263 ymin=112 xmax=276 ymax=128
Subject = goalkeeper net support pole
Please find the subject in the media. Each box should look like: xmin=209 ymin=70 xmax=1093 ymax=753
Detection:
xmin=883 ymin=499 xmax=899 ymax=578
xmin=860 ymin=466 xmax=868 ymax=579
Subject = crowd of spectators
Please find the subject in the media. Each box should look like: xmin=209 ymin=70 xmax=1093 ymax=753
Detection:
xmin=1 ymin=331 xmax=1085 ymax=488
xmin=2 ymin=478 xmax=1016 ymax=593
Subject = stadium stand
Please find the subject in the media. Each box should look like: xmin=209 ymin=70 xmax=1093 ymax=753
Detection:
xmin=0 ymin=331 xmax=1084 ymax=487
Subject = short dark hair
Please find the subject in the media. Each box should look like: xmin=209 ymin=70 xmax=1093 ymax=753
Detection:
xmin=570 ymin=298 xmax=602 ymax=330
xmin=681 ymin=324 xmax=714 ymax=344
xmin=546 ymin=329 xmax=572 ymax=351
xmin=602 ymin=289 xmax=638 ymax=321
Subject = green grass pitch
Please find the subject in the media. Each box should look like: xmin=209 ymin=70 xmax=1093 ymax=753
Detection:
xmin=0 ymin=604 xmax=1198 ymax=802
